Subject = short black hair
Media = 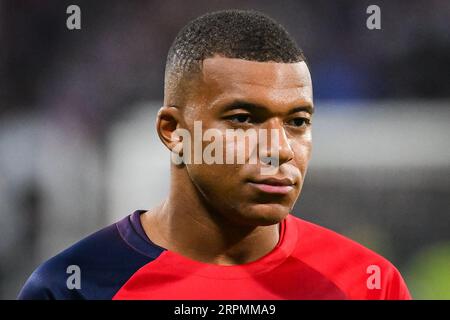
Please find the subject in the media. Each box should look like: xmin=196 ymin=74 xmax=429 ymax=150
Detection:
xmin=165 ymin=10 xmax=306 ymax=102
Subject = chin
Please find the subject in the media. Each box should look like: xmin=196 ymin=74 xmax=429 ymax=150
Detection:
xmin=233 ymin=203 xmax=291 ymax=227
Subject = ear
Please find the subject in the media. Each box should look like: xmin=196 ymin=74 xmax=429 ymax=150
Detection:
xmin=156 ymin=106 xmax=182 ymax=152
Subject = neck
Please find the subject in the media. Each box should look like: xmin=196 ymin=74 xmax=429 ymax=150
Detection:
xmin=141 ymin=168 xmax=281 ymax=265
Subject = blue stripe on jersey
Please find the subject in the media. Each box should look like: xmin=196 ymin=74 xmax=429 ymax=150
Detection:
xmin=18 ymin=211 xmax=165 ymax=300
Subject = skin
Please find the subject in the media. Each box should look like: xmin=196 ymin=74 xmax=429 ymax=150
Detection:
xmin=141 ymin=56 xmax=314 ymax=265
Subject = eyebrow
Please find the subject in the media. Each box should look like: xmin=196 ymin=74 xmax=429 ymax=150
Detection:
xmin=221 ymin=100 xmax=314 ymax=115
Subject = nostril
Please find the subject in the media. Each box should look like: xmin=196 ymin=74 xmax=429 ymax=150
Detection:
xmin=260 ymin=156 xmax=279 ymax=166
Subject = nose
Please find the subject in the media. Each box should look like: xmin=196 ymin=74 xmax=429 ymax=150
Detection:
xmin=260 ymin=118 xmax=294 ymax=166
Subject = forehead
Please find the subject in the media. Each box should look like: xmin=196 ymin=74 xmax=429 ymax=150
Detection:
xmin=199 ymin=56 xmax=313 ymax=109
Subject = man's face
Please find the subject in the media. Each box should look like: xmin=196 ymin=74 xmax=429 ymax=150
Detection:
xmin=179 ymin=56 xmax=313 ymax=226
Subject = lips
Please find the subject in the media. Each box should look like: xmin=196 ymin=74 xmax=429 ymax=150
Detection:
xmin=247 ymin=177 xmax=295 ymax=194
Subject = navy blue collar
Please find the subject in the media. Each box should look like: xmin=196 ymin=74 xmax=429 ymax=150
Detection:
xmin=116 ymin=210 xmax=166 ymax=259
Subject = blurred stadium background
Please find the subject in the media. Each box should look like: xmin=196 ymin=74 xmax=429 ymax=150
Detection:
xmin=0 ymin=0 xmax=449 ymax=299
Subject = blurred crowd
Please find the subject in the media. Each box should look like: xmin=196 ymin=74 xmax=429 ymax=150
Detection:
xmin=1 ymin=1 xmax=449 ymax=133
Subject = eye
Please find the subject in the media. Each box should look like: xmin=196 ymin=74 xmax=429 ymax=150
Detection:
xmin=288 ymin=117 xmax=310 ymax=128
xmin=228 ymin=114 xmax=252 ymax=124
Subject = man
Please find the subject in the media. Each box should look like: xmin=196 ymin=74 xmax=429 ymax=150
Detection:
xmin=19 ymin=10 xmax=411 ymax=300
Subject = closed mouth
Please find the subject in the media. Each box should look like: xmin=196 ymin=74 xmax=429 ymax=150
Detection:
xmin=247 ymin=177 xmax=295 ymax=194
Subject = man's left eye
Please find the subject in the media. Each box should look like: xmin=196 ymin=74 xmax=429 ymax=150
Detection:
xmin=288 ymin=117 xmax=310 ymax=127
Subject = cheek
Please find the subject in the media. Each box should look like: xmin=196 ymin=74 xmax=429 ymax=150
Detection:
xmin=292 ymin=138 xmax=312 ymax=171
xmin=186 ymin=163 xmax=249 ymax=211
xmin=186 ymin=163 xmax=241 ymax=194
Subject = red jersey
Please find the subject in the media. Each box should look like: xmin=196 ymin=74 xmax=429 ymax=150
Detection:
xmin=19 ymin=210 xmax=411 ymax=300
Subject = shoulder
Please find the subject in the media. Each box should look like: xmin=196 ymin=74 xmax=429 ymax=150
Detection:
xmin=18 ymin=218 xmax=157 ymax=300
xmin=289 ymin=215 xmax=392 ymax=264
xmin=287 ymin=215 xmax=411 ymax=299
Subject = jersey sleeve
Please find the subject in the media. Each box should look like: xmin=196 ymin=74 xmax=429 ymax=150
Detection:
xmin=17 ymin=220 xmax=159 ymax=300
xmin=18 ymin=253 xmax=81 ymax=299
xmin=18 ymin=267 xmax=56 ymax=300
xmin=385 ymin=266 xmax=412 ymax=300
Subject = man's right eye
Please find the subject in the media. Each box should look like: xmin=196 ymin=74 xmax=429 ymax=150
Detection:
xmin=227 ymin=114 xmax=252 ymax=124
